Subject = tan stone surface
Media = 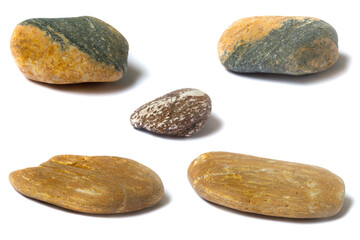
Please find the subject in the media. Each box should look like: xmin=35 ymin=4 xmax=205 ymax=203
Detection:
xmin=9 ymin=155 xmax=164 ymax=214
xmin=188 ymin=152 xmax=345 ymax=218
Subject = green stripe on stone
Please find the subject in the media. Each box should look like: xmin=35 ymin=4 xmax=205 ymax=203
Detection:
xmin=21 ymin=16 xmax=128 ymax=72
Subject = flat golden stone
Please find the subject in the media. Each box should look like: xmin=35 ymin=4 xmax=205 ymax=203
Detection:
xmin=188 ymin=152 xmax=345 ymax=218
xmin=9 ymin=155 xmax=164 ymax=214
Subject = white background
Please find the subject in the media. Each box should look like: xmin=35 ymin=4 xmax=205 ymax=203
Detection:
xmin=1 ymin=0 xmax=358 ymax=239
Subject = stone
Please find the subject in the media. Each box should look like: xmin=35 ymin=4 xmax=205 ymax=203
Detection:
xmin=188 ymin=152 xmax=345 ymax=218
xmin=217 ymin=16 xmax=338 ymax=75
xmin=10 ymin=16 xmax=128 ymax=84
xmin=130 ymin=88 xmax=212 ymax=137
xmin=9 ymin=155 xmax=164 ymax=214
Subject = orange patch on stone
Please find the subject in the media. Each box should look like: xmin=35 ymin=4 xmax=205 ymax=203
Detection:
xmin=10 ymin=25 xmax=123 ymax=84
xmin=288 ymin=37 xmax=338 ymax=75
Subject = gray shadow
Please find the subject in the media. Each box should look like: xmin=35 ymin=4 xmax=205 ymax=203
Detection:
xmin=191 ymin=114 xmax=223 ymax=138
xmin=18 ymin=191 xmax=171 ymax=218
xmin=228 ymin=53 xmax=350 ymax=85
xmin=204 ymin=195 xmax=353 ymax=223
xmin=132 ymin=113 xmax=223 ymax=140
xmin=28 ymin=62 xmax=144 ymax=94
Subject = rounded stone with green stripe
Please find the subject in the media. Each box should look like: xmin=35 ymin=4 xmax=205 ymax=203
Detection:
xmin=11 ymin=16 xmax=129 ymax=84
xmin=218 ymin=16 xmax=338 ymax=75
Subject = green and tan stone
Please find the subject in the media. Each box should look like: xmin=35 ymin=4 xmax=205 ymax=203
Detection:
xmin=9 ymin=155 xmax=164 ymax=214
xmin=10 ymin=16 xmax=128 ymax=84
xmin=218 ymin=16 xmax=338 ymax=75
xmin=188 ymin=152 xmax=345 ymax=218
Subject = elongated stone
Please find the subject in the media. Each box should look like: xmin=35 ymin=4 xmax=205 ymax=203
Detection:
xmin=218 ymin=16 xmax=338 ymax=75
xmin=10 ymin=16 xmax=128 ymax=84
xmin=188 ymin=152 xmax=345 ymax=218
xmin=130 ymin=88 xmax=212 ymax=137
xmin=9 ymin=155 xmax=164 ymax=214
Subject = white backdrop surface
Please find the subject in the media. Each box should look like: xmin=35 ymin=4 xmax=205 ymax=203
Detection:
xmin=1 ymin=0 xmax=358 ymax=239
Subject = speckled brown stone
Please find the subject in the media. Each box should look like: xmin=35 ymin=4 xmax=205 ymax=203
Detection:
xmin=9 ymin=155 xmax=164 ymax=214
xmin=130 ymin=88 xmax=212 ymax=137
xmin=188 ymin=152 xmax=345 ymax=218
xmin=10 ymin=16 xmax=128 ymax=84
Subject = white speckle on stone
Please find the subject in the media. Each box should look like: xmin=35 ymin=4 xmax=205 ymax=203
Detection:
xmin=307 ymin=181 xmax=316 ymax=188
xmin=178 ymin=89 xmax=205 ymax=99
xmin=260 ymin=168 xmax=274 ymax=173
xmin=75 ymin=188 xmax=101 ymax=196
xmin=310 ymin=191 xmax=320 ymax=197
xmin=21 ymin=175 xmax=31 ymax=181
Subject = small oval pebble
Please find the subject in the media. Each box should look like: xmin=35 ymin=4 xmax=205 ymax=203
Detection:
xmin=9 ymin=155 xmax=164 ymax=214
xmin=10 ymin=16 xmax=128 ymax=84
xmin=188 ymin=152 xmax=345 ymax=218
xmin=218 ymin=16 xmax=338 ymax=75
xmin=130 ymin=88 xmax=212 ymax=137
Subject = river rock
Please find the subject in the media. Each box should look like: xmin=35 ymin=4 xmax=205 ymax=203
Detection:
xmin=188 ymin=152 xmax=345 ymax=218
xmin=130 ymin=88 xmax=212 ymax=137
xmin=217 ymin=16 xmax=338 ymax=75
xmin=10 ymin=16 xmax=128 ymax=84
xmin=9 ymin=155 xmax=164 ymax=214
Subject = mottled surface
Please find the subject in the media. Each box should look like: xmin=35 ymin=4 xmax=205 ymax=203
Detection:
xmin=130 ymin=88 xmax=212 ymax=137
xmin=10 ymin=16 xmax=128 ymax=84
xmin=9 ymin=155 xmax=164 ymax=214
xmin=218 ymin=16 xmax=338 ymax=75
xmin=188 ymin=152 xmax=345 ymax=218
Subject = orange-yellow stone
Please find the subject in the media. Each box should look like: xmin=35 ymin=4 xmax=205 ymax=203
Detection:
xmin=9 ymin=155 xmax=164 ymax=214
xmin=188 ymin=152 xmax=345 ymax=218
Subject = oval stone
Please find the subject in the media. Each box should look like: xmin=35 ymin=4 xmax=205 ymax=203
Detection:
xmin=217 ymin=16 xmax=338 ymax=75
xmin=188 ymin=152 xmax=345 ymax=218
xmin=130 ymin=88 xmax=212 ymax=137
xmin=9 ymin=155 xmax=164 ymax=214
xmin=10 ymin=16 xmax=128 ymax=84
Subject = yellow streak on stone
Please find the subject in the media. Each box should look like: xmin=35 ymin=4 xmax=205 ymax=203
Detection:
xmin=10 ymin=25 xmax=123 ymax=84
xmin=217 ymin=16 xmax=319 ymax=64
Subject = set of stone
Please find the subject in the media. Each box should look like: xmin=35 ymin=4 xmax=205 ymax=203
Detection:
xmin=9 ymin=16 xmax=345 ymax=218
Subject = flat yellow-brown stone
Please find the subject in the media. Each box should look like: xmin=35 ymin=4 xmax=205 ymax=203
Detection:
xmin=188 ymin=152 xmax=345 ymax=218
xmin=9 ymin=155 xmax=164 ymax=214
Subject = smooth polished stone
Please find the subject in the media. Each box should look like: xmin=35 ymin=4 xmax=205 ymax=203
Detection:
xmin=188 ymin=151 xmax=345 ymax=218
xmin=9 ymin=155 xmax=164 ymax=214
xmin=130 ymin=88 xmax=212 ymax=137
xmin=218 ymin=16 xmax=338 ymax=75
xmin=11 ymin=16 xmax=128 ymax=84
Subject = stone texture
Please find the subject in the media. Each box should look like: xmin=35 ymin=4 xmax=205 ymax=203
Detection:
xmin=188 ymin=152 xmax=345 ymax=218
xmin=9 ymin=155 xmax=164 ymax=214
xmin=130 ymin=88 xmax=212 ymax=137
xmin=218 ymin=16 xmax=338 ymax=75
xmin=10 ymin=16 xmax=128 ymax=84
